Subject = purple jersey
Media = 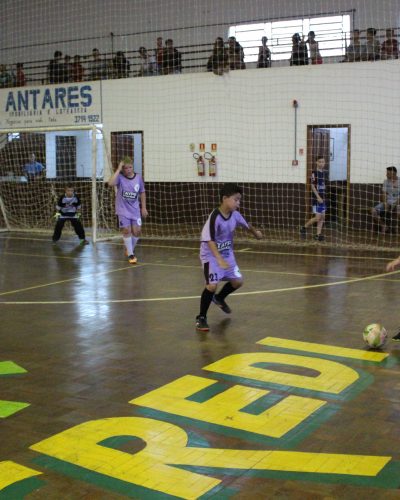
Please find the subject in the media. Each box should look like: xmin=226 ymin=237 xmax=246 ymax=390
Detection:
xmin=200 ymin=208 xmax=249 ymax=261
xmin=115 ymin=173 xmax=145 ymax=218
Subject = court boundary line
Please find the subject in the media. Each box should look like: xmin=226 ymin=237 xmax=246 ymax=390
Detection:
xmin=1 ymin=269 xmax=398 ymax=305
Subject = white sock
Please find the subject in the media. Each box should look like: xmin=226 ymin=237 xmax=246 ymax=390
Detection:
xmin=131 ymin=236 xmax=139 ymax=253
xmin=123 ymin=236 xmax=133 ymax=256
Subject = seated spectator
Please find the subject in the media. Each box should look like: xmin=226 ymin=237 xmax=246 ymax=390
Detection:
xmin=372 ymin=166 xmax=400 ymax=233
xmin=344 ymin=29 xmax=362 ymax=62
xmin=89 ymin=48 xmax=107 ymax=80
xmin=0 ymin=65 xmax=12 ymax=88
xmin=207 ymin=37 xmax=229 ymax=75
xmin=61 ymin=55 xmax=72 ymax=82
xmin=113 ymin=51 xmax=130 ymax=78
xmin=257 ymin=36 xmax=271 ymax=68
xmin=137 ymin=47 xmax=156 ymax=76
xmin=362 ymin=28 xmax=380 ymax=61
xmin=306 ymin=31 xmax=323 ymax=64
xmin=290 ymin=33 xmax=308 ymax=66
xmin=47 ymin=51 xmax=63 ymax=84
xmin=71 ymin=55 xmax=84 ymax=82
xmin=381 ymin=29 xmax=398 ymax=60
xmin=162 ymin=39 xmax=182 ymax=74
xmin=227 ymin=36 xmax=246 ymax=70
xmin=23 ymin=153 xmax=45 ymax=182
xmin=155 ymin=37 xmax=164 ymax=75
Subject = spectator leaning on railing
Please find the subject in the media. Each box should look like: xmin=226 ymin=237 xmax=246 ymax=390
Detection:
xmin=0 ymin=64 xmax=13 ymax=88
xmin=89 ymin=48 xmax=108 ymax=80
xmin=344 ymin=29 xmax=362 ymax=62
xmin=47 ymin=50 xmax=64 ymax=83
xmin=72 ymin=55 xmax=84 ymax=82
xmin=162 ymin=39 xmax=182 ymax=74
xmin=207 ymin=37 xmax=229 ymax=75
xmin=362 ymin=28 xmax=381 ymax=61
xmin=381 ymin=28 xmax=398 ymax=59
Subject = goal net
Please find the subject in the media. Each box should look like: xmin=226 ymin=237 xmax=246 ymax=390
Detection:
xmin=1 ymin=1 xmax=400 ymax=249
xmin=0 ymin=127 xmax=116 ymax=242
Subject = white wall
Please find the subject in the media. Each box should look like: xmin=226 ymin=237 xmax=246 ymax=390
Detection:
xmin=1 ymin=0 xmax=399 ymax=64
xmin=99 ymin=59 xmax=400 ymax=184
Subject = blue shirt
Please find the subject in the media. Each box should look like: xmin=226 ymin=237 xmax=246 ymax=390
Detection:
xmin=24 ymin=160 xmax=44 ymax=175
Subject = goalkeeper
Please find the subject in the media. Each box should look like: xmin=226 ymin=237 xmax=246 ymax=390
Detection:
xmin=52 ymin=185 xmax=89 ymax=245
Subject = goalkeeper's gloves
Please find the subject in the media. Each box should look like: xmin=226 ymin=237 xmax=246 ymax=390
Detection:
xmin=54 ymin=212 xmax=61 ymax=219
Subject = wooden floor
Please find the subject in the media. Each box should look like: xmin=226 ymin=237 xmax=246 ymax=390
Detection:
xmin=1 ymin=233 xmax=400 ymax=499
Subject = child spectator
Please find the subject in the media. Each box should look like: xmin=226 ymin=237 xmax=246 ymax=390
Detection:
xmin=137 ymin=47 xmax=156 ymax=76
xmin=206 ymin=37 xmax=229 ymax=75
xmin=52 ymin=185 xmax=89 ymax=245
xmin=155 ymin=37 xmax=164 ymax=74
xmin=47 ymin=51 xmax=63 ymax=84
xmin=289 ymin=33 xmax=308 ymax=65
xmin=195 ymin=183 xmax=262 ymax=332
xmin=307 ymin=31 xmax=323 ymax=64
xmin=89 ymin=48 xmax=107 ymax=80
xmin=15 ymin=63 xmax=26 ymax=86
xmin=227 ymin=36 xmax=246 ymax=70
xmin=113 ymin=51 xmax=130 ymax=78
xmin=381 ymin=29 xmax=398 ymax=59
xmin=257 ymin=36 xmax=271 ymax=68
xmin=344 ymin=30 xmax=362 ymax=62
xmin=362 ymin=28 xmax=380 ymax=61
xmin=72 ymin=55 xmax=84 ymax=82
xmin=162 ymin=39 xmax=182 ymax=74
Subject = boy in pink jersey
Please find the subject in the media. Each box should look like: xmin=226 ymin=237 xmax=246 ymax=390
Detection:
xmin=108 ymin=157 xmax=148 ymax=264
xmin=196 ymin=183 xmax=262 ymax=332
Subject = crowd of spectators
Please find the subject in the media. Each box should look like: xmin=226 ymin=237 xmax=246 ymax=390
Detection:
xmin=0 ymin=28 xmax=398 ymax=88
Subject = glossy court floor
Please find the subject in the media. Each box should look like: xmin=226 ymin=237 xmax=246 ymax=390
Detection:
xmin=0 ymin=233 xmax=400 ymax=499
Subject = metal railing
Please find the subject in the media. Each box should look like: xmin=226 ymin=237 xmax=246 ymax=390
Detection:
xmin=0 ymin=29 xmax=398 ymax=89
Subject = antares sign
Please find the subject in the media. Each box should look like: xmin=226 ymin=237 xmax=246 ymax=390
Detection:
xmin=0 ymin=83 xmax=102 ymax=129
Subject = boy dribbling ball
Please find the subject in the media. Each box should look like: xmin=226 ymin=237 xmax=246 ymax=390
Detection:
xmin=196 ymin=183 xmax=262 ymax=332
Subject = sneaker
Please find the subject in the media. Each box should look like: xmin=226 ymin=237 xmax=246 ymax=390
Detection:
xmin=128 ymin=254 xmax=137 ymax=264
xmin=299 ymin=226 xmax=307 ymax=238
xmin=79 ymin=239 xmax=89 ymax=245
xmin=392 ymin=330 xmax=400 ymax=342
xmin=313 ymin=234 xmax=325 ymax=241
xmin=196 ymin=315 xmax=209 ymax=332
xmin=212 ymin=295 xmax=232 ymax=314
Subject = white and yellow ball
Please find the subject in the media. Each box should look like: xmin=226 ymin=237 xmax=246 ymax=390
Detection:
xmin=363 ymin=323 xmax=387 ymax=348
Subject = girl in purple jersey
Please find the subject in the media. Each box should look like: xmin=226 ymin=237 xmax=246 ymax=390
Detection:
xmin=196 ymin=183 xmax=262 ymax=332
xmin=108 ymin=157 xmax=148 ymax=264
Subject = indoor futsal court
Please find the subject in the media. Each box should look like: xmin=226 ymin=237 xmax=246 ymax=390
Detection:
xmin=1 ymin=0 xmax=400 ymax=498
xmin=0 ymin=232 xmax=399 ymax=498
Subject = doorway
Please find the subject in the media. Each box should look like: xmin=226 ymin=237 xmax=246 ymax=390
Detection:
xmin=110 ymin=131 xmax=144 ymax=177
xmin=307 ymin=125 xmax=351 ymax=226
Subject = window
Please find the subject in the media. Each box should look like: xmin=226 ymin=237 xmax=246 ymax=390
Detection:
xmin=229 ymin=14 xmax=351 ymax=62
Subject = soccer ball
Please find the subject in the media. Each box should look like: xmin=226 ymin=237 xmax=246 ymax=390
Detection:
xmin=363 ymin=323 xmax=387 ymax=348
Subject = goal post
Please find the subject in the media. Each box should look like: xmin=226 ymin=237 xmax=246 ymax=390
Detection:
xmin=0 ymin=125 xmax=116 ymax=242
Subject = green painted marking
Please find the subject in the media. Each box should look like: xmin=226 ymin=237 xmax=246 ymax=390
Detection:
xmin=0 ymin=477 xmax=44 ymax=499
xmin=32 ymin=455 xmax=182 ymax=499
xmin=0 ymin=400 xmax=30 ymax=418
xmin=0 ymin=361 xmax=27 ymax=376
